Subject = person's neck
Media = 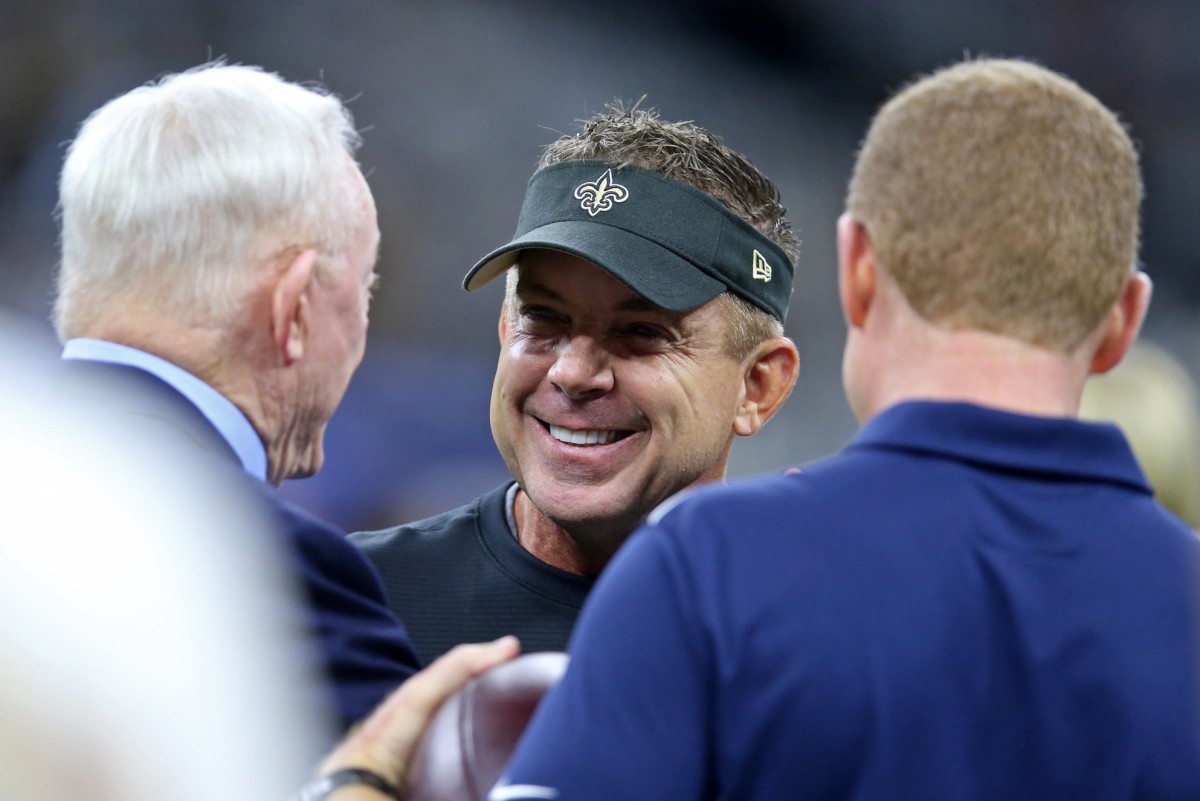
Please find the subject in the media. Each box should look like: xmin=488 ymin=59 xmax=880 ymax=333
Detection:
xmin=511 ymin=490 xmax=619 ymax=578
xmin=863 ymin=326 xmax=1092 ymax=421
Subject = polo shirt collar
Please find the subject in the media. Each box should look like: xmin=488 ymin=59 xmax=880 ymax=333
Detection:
xmin=852 ymin=400 xmax=1150 ymax=494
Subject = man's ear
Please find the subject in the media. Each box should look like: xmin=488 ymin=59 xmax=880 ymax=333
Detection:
xmin=271 ymin=248 xmax=318 ymax=365
xmin=733 ymin=337 xmax=800 ymax=437
xmin=1090 ymin=270 xmax=1152 ymax=375
xmin=837 ymin=212 xmax=877 ymax=329
xmin=497 ymin=299 xmax=510 ymax=343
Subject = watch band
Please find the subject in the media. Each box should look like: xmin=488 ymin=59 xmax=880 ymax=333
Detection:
xmin=293 ymin=767 xmax=402 ymax=801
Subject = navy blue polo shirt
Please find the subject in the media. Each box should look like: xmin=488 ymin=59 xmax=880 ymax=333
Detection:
xmin=500 ymin=401 xmax=1200 ymax=800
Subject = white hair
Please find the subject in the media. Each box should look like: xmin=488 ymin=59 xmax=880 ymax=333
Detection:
xmin=55 ymin=61 xmax=362 ymax=338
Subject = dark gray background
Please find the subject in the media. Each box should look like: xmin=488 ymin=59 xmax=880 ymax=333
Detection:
xmin=3 ymin=0 xmax=1197 ymax=530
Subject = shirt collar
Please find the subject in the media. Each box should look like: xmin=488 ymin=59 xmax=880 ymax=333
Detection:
xmin=62 ymin=338 xmax=269 ymax=481
xmin=851 ymin=400 xmax=1150 ymax=493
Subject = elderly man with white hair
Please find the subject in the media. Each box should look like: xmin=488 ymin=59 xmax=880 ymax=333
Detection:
xmin=52 ymin=62 xmax=419 ymax=733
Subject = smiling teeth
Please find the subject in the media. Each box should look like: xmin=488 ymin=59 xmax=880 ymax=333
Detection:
xmin=549 ymin=424 xmax=621 ymax=446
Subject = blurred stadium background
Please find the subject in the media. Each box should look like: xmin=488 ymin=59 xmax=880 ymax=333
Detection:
xmin=3 ymin=0 xmax=1197 ymax=531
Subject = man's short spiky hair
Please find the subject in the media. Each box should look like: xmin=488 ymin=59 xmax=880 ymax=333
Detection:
xmin=538 ymin=100 xmax=799 ymax=265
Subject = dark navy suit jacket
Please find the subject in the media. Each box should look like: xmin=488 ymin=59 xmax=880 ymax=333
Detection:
xmin=58 ymin=359 xmax=419 ymax=731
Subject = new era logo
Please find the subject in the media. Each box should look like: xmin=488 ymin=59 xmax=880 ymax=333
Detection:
xmin=752 ymin=250 xmax=772 ymax=282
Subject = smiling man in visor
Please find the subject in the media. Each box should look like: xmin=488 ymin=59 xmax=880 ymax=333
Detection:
xmin=352 ymin=104 xmax=801 ymax=664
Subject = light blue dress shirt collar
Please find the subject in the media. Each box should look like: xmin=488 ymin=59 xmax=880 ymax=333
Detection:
xmin=62 ymin=338 xmax=269 ymax=481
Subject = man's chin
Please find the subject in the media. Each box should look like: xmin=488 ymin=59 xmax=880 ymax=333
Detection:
xmin=536 ymin=491 xmax=650 ymax=541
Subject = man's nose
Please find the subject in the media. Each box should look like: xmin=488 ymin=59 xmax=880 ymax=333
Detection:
xmin=547 ymin=335 xmax=614 ymax=400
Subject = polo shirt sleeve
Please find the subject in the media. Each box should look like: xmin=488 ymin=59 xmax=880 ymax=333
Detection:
xmin=494 ymin=518 xmax=712 ymax=800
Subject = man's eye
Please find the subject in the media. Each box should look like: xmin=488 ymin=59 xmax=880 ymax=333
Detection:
xmin=521 ymin=305 xmax=558 ymax=321
xmin=625 ymin=323 xmax=667 ymax=341
xmin=518 ymin=305 xmax=567 ymax=331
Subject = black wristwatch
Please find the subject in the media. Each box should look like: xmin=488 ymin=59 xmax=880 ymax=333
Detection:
xmin=292 ymin=768 xmax=402 ymax=801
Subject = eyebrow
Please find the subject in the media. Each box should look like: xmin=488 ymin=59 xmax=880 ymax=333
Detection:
xmin=516 ymin=280 xmax=667 ymax=315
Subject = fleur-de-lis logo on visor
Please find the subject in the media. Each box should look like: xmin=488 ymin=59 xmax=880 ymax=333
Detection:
xmin=574 ymin=169 xmax=630 ymax=216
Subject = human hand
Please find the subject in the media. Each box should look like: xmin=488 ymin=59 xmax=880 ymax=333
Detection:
xmin=314 ymin=636 xmax=521 ymax=800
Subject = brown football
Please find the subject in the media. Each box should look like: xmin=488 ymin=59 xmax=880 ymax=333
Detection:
xmin=407 ymin=651 xmax=569 ymax=801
